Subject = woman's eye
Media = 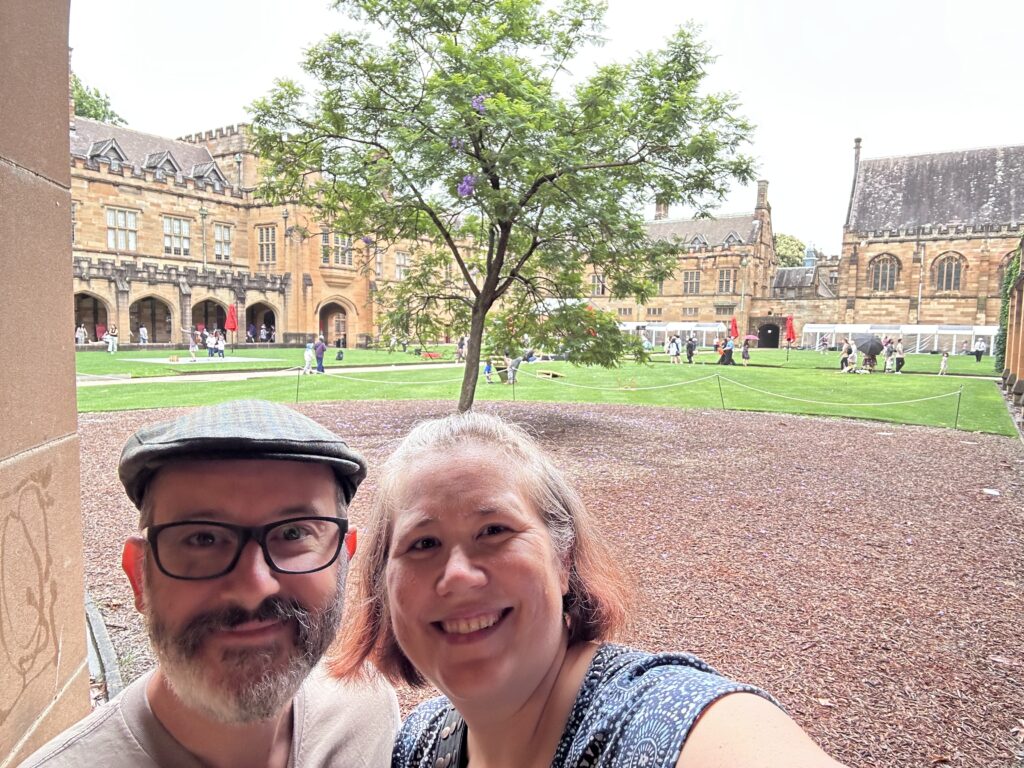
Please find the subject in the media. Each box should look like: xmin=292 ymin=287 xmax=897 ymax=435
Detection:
xmin=409 ymin=537 xmax=440 ymax=551
xmin=481 ymin=524 xmax=510 ymax=537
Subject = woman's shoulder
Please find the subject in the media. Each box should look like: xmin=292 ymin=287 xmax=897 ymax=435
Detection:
xmin=392 ymin=695 xmax=453 ymax=768
xmin=553 ymin=644 xmax=777 ymax=767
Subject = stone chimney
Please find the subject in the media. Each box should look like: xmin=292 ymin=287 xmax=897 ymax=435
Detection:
xmin=654 ymin=198 xmax=669 ymax=220
xmin=755 ymin=179 xmax=769 ymax=210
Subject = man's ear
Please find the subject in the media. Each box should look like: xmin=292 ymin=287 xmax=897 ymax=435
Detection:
xmin=122 ymin=537 xmax=148 ymax=613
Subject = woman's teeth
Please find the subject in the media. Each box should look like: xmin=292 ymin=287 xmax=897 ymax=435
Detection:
xmin=441 ymin=613 xmax=502 ymax=634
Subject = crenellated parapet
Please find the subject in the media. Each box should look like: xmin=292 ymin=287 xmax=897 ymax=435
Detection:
xmin=177 ymin=124 xmax=248 ymax=143
xmin=71 ymin=155 xmax=247 ymax=198
xmin=73 ymin=257 xmax=288 ymax=294
xmin=847 ymin=222 xmax=1023 ymax=242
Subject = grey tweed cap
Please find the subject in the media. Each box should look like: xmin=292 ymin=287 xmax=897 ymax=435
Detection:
xmin=118 ymin=399 xmax=367 ymax=510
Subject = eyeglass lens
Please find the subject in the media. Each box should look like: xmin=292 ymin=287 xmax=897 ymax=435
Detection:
xmin=154 ymin=517 xmax=343 ymax=579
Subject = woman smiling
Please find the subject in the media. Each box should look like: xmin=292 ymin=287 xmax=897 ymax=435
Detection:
xmin=332 ymin=413 xmax=844 ymax=767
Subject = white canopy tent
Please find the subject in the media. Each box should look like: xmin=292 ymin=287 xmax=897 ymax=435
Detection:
xmin=618 ymin=321 xmax=728 ymax=349
xmin=800 ymin=323 xmax=999 ymax=353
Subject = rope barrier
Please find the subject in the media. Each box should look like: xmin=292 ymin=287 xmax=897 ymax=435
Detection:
xmin=293 ymin=364 xmax=965 ymax=414
xmin=516 ymin=367 xmax=964 ymax=408
xmin=517 ymin=368 xmax=722 ymax=391
xmin=320 ymin=370 xmax=469 ymax=385
xmin=716 ymin=376 xmax=963 ymax=407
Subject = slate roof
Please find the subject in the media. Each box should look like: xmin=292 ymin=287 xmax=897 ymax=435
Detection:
xmin=646 ymin=213 xmax=760 ymax=246
xmin=71 ymin=117 xmax=216 ymax=177
xmin=773 ymin=266 xmax=836 ymax=299
xmin=846 ymin=145 xmax=1024 ymax=233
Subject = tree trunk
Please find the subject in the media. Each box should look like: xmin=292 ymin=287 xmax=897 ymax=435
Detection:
xmin=457 ymin=300 xmax=490 ymax=412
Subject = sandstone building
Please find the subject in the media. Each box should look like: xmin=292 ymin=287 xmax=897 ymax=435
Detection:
xmin=71 ymin=112 xmax=406 ymax=347
xmin=836 ymin=139 xmax=1023 ymax=327
xmin=70 ymin=105 xmax=1021 ymax=350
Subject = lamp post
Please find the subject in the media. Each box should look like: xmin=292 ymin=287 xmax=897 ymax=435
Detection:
xmin=198 ymin=206 xmax=208 ymax=269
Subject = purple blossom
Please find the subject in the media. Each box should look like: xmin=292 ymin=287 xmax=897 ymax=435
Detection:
xmin=471 ymin=94 xmax=487 ymax=114
xmin=361 ymin=235 xmax=374 ymax=245
xmin=457 ymin=174 xmax=477 ymax=197
xmin=449 ymin=137 xmax=465 ymax=152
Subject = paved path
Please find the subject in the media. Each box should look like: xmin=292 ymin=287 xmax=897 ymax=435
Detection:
xmin=76 ymin=362 xmax=467 ymax=387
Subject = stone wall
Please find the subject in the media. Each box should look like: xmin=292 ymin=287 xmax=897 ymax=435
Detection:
xmin=0 ymin=0 xmax=90 ymax=762
xmin=837 ymin=231 xmax=1017 ymax=325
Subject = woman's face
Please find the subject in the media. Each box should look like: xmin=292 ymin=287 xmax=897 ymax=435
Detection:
xmin=385 ymin=444 xmax=569 ymax=710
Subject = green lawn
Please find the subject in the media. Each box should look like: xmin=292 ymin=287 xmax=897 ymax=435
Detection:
xmin=651 ymin=347 xmax=1001 ymax=376
xmin=76 ymin=356 xmax=1016 ymax=436
xmin=75 ymin=345 xmax=455 ymax=379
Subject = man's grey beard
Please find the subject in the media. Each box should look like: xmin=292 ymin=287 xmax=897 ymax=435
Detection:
xmin=144 ymin=574 xmax=344 ymax=724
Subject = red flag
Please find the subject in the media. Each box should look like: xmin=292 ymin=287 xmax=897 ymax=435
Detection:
xmin=785 ymin=315 xmax=797 ymax=343
xmin=225 ymin=304 xmax=238 ymax=331
xmin=729 ymin=316 xmax=739 ymax=339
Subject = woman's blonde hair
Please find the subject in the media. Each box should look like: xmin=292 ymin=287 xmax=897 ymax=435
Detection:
xmin=329 ymin=411 xmax=630 ymax=686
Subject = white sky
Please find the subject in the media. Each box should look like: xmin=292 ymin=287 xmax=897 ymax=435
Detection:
xmin=69 ymin=0 xmax=1024 ymax=255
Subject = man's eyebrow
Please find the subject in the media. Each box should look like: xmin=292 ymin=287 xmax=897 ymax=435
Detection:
xmin=161 ymin=504 xmax=326 ymax=523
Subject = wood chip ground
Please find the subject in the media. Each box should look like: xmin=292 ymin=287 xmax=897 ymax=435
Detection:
xmin=78 ymin=402 xmax=1024 ymax=767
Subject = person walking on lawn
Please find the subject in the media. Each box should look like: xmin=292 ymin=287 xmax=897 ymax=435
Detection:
xmin=315 ymin=335 xmax=328 ymax=374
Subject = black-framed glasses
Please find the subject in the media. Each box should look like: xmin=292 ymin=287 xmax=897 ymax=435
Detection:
xmin=144 ymin=516 xmax=348 ymax=580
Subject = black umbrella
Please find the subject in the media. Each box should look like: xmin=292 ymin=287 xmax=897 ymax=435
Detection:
xmin=852 ymin=333 xmax=884 ymax=357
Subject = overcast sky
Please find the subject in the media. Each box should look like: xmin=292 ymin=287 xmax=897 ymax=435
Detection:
xmin=69 ymin=0 xmax=1024 ymax=255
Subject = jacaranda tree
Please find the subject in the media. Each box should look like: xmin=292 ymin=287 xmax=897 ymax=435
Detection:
xmin=250 ymin=0 xmax=754 ymax=411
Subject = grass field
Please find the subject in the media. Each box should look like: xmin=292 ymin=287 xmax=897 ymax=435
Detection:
xmin=74 ymin=345 xmax=454 ymax=379
xmin=76 ymin=354 xmax=1016 ymax=436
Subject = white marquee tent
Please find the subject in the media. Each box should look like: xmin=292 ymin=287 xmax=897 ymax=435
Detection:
xmin=800 ymin=323 xmax=999 ymax=354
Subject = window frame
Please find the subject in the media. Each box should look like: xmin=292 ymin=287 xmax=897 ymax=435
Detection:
xmin=106 ymin=207 xmax=139 ymax=252
xmin=682 ymin=270 xmax=701 ymax=295
xmin=717 ymin=268 xmax=736 ymax=294
xmin=214 ymin=223 xmax=233 ymax=261
xmin=934 ymin=253 xmax=964 ymax=292
xmin=162 ymin=215 xmax=192 ymax=257
xmin=869 ymin=254 xmax=899 ymax=292
xmin=257 ymin=225 xmax=277 ymax=263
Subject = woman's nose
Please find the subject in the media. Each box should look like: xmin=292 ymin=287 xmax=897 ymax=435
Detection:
xmin=436 ymin=546 xmax=486 ymax=595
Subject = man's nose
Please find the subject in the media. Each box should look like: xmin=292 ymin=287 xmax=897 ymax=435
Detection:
xmin=436 ymin=546 xmax=486 ymax=595
xmin=220 ymin=539 xmax=282 ymax=609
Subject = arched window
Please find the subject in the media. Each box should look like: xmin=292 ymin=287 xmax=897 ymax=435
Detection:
xmin=934 ymin=252 xmax=965 ymax=291
xmin=869 ymin=254 xmax=900 ymax=292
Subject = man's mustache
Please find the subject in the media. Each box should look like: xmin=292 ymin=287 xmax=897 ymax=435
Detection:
xmin=176 ymin=597 xmax=311 ymax=656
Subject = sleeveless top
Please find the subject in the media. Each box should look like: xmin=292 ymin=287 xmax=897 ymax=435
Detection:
xmin=392 ymin=643 xmax=777 ymax=768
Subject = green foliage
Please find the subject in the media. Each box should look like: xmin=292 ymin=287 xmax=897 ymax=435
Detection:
xmin=774 ymin=233 xmax=806 ymax=267
xmin=995 ymin=244 xmax=1021 ymax=372
xmin=484 ymin=298 xmax=649 ymax=366
xmin=249 ymin=0 xmax=754 ymax=410
xmin=71 ymin=72 xmax=125 ymax=125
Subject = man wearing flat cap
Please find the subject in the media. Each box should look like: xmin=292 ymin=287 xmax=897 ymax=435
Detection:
xmin=22 ymin=400 xmax=399 ymax=767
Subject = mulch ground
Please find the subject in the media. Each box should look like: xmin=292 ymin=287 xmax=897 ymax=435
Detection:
xmin=79 ymin=401 xmax=1024 ymax=767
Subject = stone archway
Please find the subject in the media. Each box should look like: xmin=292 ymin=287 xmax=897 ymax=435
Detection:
xmin=74 ymin=292 xmax=110 ymax=342
xmin=319 ymin=301 xmax=348 ymax=347
xmin=129 ymin=295 xmax=174 ymax=343
xmin=246 ymin=302 xmax=277 ymax=341
xmin=192 ymin=299 xmax=227 ymax=333
xmin=758 ymin=323 xmax=780 ymax=348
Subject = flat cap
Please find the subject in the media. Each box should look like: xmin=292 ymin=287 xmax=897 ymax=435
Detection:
xmin=118 ymin=400 xmax=367 ymax=510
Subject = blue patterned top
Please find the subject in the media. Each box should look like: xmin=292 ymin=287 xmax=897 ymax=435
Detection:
xmin=392 ymin=643 xmax=778 ymax=768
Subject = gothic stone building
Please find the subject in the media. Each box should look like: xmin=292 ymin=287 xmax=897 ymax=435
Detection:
xmin=70 ymin=113 xmax=407 ymax=347
xmin=836 ymin=139 xmax=1023 ymax=327
xmin=591 ymin=180 xmax=780 ymax=342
